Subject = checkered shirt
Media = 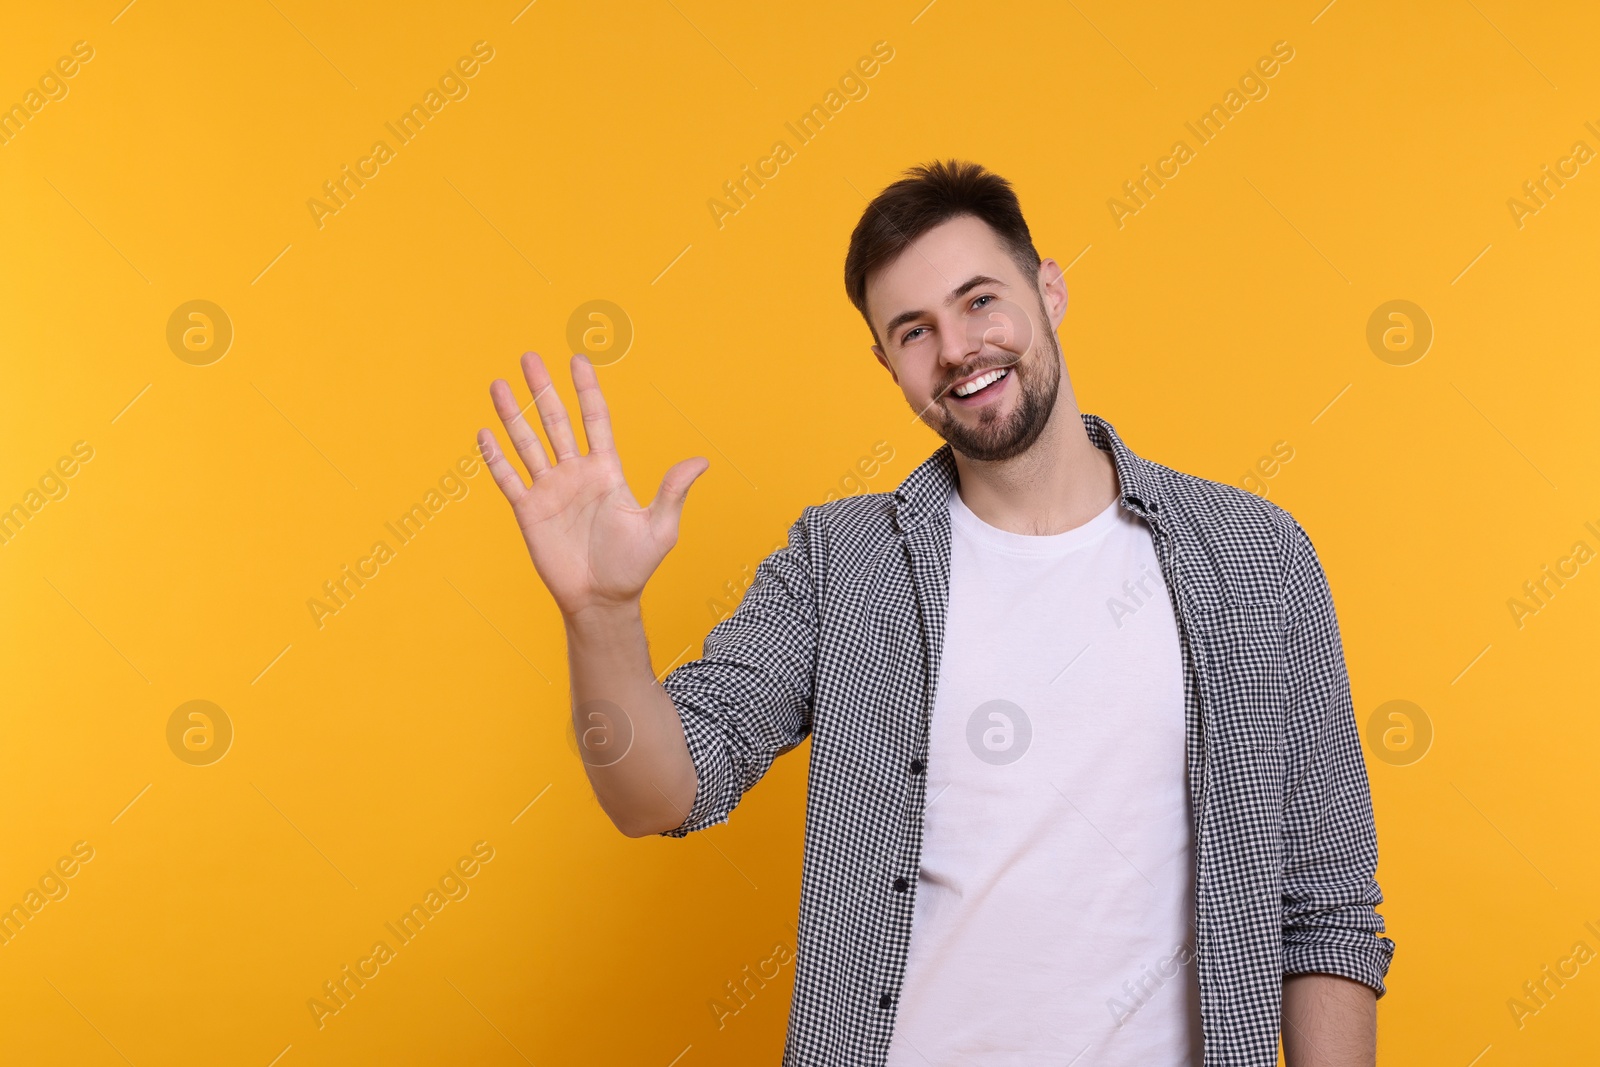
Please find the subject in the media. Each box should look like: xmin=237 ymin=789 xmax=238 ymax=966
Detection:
xmin=661 ymin=412 xmax=1394 ymax=1066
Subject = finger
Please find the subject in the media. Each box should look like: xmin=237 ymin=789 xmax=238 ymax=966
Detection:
xmin=477 ymin=428 xmax=528 ymax=502
xmin=490 ymin=377 xmax=550 ymax=478
xmin=521 ymin=351 xmax=580 ymax=461
xmin=648 ymin=457 xmax=710 ymax=545
xmin=571 ymin=354 xmax=616 ymax=455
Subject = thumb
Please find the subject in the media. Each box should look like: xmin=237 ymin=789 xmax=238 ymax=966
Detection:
xmin=648 ymin=456 xmax=710 ymax=541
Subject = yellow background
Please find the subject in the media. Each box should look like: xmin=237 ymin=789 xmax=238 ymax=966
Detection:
xmin=2 ymin=0 xmax=1597 ymax=1063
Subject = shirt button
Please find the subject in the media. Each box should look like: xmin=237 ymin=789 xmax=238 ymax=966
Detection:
xmin=893 ymin=877 xmax=909 ymax=892
xmin=879 ymin=993 xmax=893 ymax=1010
xmin=909 ymin=759 xmax=925 ymax=774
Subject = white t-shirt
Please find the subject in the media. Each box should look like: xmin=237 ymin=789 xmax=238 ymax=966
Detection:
xmin=885 ymin=487 xmax=1202 ymax=1067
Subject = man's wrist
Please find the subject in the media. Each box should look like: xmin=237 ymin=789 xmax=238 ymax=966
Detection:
xmin=563 ymin=599 xmax=645 ymax=641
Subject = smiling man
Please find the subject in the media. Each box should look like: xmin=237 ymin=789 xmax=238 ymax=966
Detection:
xmin=478 ymin=159 xmax=1393 ymax=1066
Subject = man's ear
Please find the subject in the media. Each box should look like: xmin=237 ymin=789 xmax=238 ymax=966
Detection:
xmin=871 ymin=343 xmax=899 ymax=384
xmin=1037 ymin=258 xmax=1068 ymax=330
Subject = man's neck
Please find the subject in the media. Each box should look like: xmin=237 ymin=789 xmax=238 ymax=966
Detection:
xmin=950 ymin=400 xmax=1120 ymax=536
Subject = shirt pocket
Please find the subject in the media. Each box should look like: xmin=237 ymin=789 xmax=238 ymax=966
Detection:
xmin=1190 ymin=597 xmax=1288 ymax=755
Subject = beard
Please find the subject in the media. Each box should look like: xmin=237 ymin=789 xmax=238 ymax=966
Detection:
xmin=923 ymin=325 xmax=1063 ymax=463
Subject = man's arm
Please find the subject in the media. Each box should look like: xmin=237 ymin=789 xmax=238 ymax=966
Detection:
xmin=1278 ymin=519 xmax=1394 ymax=1063
xmin=1282 ymin=973 xmax=1376 ymax=1066
xmin=478 ymin=351 xmax=709 ymax=837
xmin=563 ymin=602 xmax=700 ymax=837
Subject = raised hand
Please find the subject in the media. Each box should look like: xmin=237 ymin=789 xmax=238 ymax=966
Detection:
xmin=479 ymin=352 xmax=709 ymax=618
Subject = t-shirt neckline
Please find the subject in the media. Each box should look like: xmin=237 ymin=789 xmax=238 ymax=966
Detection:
xmin=947 ymin=485 xmax=1125 ymax=557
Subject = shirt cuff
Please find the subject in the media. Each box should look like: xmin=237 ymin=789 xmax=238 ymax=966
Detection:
xmin=656 ymin=687 xmax=733 ymax=838
xmin=1283 ymin=929 xmax=1396 ymax=998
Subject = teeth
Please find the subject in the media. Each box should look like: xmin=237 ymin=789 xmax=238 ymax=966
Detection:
xmin=954 ymin=368 xmax=1008 ymax=397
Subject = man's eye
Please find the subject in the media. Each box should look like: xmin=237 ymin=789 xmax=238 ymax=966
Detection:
xmin=971 ymin=294 xmax=994 ymax=310
xmin=902 ymin=326 xmax=926 ymax=343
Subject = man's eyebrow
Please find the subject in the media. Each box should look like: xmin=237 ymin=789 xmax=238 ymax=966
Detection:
xmin=881 ymin=275 xmax=1010 ymax=341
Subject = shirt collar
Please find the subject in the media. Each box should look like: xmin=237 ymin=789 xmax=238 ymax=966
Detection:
xmin=890 ymin=412 xmax=1165 ymax=533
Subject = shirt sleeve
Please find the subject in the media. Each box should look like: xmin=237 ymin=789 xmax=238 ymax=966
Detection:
xmin=657 ymin=511 xmax=819 ymax=837
xmin=1278 ymin=519 xmax=1397 ymax=995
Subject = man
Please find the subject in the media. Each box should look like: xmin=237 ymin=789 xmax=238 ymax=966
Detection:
xmin=477 ymin=160 xmax=1393 ymax=1066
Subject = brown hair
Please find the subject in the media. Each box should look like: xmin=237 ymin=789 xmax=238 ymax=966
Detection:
xmin=843 ymin=159 xmax=1042 ymax=344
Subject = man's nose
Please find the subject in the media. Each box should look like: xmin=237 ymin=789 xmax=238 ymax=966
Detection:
xmin=936 ymin=313 xmax=981 ymax=367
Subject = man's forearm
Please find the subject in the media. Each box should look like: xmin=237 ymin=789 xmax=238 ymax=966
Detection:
xmin=565 ymin=602 xmax=698 ymax=837
xmin=1282 ymin=973 xmax=1377 ymax=1066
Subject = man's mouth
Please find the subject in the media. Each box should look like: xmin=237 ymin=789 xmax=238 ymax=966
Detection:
xmin=948 ymin=366 xmax=1011 ymax=401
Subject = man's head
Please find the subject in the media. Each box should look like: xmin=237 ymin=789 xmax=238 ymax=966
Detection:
xmin=844 ymin=160 xmax=1068 ymax=463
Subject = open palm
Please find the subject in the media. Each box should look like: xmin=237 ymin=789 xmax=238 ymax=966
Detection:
xmin=479 ymin=352 xmax=708 ymax=617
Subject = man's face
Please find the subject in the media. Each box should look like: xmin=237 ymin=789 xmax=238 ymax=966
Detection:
xmin=867 ymin=214 xmax=1067 ymax=462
